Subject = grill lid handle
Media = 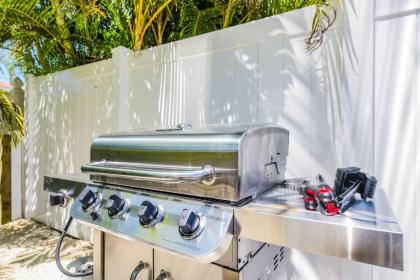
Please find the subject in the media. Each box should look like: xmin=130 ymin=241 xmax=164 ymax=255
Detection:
xmin=81 ymin=161 xmax=216 ymax=184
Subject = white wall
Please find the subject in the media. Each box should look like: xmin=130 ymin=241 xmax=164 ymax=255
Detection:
xmin=372 ymin=2 xmax=419 ymax=280
xmin=341 ymin=1 xmax=420 ymax=280
xmin=22 ymin=1 xmax=419 ymax=279
xmin=24 ymin=59 xmax=118 ymax=238
xmin=11 ymin=145 xmax=22 ymax=220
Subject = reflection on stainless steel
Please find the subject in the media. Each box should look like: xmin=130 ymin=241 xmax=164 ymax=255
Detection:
xmin=216 ymin=237 xmax=264 ymax=270
xmin=71 ymin=185 xmax=234 ymax=263
xmin=82 ymin=162 xmax=217 ymax=184
xmin=46 ymin=174 xmax=403 ymax=270
xmin=44 ymin=173 xmax=98 ymax=198
xmin=153 ymin=242 xmax=283 ymax=280
xmin=234 ymin=187 xmax=404 ymax=270
xmin=93 ymin=230 xmax=104 ymax=280
xmin=44 ymin=123 xmax=404 ymax=279
xmin=82 ymin=124 xmax=289 ymax=202
xmin=102 ymin=232 xmax=153 ymax=280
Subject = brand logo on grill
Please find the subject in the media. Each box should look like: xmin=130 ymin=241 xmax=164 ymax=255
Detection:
xmin=205 ymin=215 xmax=225 ymax=222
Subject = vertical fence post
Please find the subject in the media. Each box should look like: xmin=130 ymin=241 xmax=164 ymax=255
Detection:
xmin=112 ymin=46 xmax=133 ymax=131
xmin=22 ymin=74 xmax=35 ymax=219
xmin=10 ymin=77 xmax=25 ymax=221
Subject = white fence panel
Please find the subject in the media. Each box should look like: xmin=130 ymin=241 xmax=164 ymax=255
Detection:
xmin=373 ymin=11 xmax=418 ymax=280
xmin=376 ymin=0 xmax=420 ymax=18
xmin=24 ymin=60 xmax=117 ymax=238
xmin=23 ymin=2 xmax=420 ymax=279
xmin=24 ymin=6 xmax=347 ymax=278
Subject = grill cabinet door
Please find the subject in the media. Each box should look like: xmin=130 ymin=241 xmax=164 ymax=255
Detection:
xmin=104 ymin=233 xmax=154 ymax=280
xmin=153 ymin=249 xmax=225 ymax=280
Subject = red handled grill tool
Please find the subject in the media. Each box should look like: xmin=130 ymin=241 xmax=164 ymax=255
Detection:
xmin=303 ymin=186 xmax=318 ymax=211
xmin=317 ymin=184 xmax=335 ymax=204
xmin=314 ymin=170 xmax=377 ymax=215
xmin=280 ymin=179 xmax=319 ymax=211
xmin=281 ymin=169 xmax=377 ymax=215
xmin=315 ymin=175 xmax=341 ymax=216
xmin=303 ymin=195 xmax=318 ymax=211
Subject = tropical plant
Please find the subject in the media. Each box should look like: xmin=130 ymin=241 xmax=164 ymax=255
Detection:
xmin=0 ymin=51 xmax=24 ymax=151
xmin=0 ymin=0 xmax=337 ymax=76
xmin=0 ymin=88 xmax=25 ymax=224
xmin=178 ymin=0 xmax=223 ymax=39
xmin=305 ymin=1 xmax=336 ymax=52
xmin=0 ymin=0 xmax=112 ymax=75
xmin=0 ymin=54 xmax=25 ymax=223
xmin=0 ymin=89 xmax=24 ymax=146
xmin=177 ymin=0 xmax=336 ymax=48
xmin=100 ymin=0 xmax=177 ymax=51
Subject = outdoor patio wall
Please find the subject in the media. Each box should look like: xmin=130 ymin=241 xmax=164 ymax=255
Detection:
xmin=25 ymin=59 xmax=118 ymax=239
xmin=341 ymin=1 xmax=420 ymax=279
xmin=372 ymin=2 xmax=419 ymax=280
xmin=21 ymin=1 xmax=420 ymax=279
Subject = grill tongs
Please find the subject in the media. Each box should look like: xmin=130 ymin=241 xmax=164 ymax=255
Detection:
xmin=81 ymin=161 xmax=216 ymax=184
xmin=334 ymin=167 xmax=377 ymax=212
xmin=335 ymin=180 xmax=363 ymax=211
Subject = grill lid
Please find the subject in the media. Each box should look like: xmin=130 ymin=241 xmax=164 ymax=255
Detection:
xmin=82 ymin=123 xmax=289 ymax=202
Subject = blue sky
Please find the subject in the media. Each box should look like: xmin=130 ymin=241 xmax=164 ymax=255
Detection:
xmin=0 ymin=49 xmax=24 ymax=85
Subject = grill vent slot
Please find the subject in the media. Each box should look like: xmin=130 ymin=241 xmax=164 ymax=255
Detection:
xmin=273 ymin=247 xmax=284 ymax=271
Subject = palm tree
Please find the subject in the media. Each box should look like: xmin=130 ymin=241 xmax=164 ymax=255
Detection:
xmin=0 ymin=0 xmax=336 ymax=76
xmin=0 ymin=53 xmax=25 ymax=224
xmin=0 ymin=88 xmax=25 ymax=146
xmin=176 ymin=0 xmax=336 ymax=51
xmin=0 ymin=89 xmax=25 ymax=224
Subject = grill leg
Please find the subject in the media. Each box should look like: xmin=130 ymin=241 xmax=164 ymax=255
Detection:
xmin=93 ymin=230 xmax=104 ymax=280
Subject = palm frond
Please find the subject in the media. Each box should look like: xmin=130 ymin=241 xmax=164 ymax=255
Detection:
xmin=305 ymin=2 xmax=336 ymax=52
xmin=0 ymin=0 xmax=337 ymax=75
xmin=0 ymin=89 xmax=25 ymax=146
xmin=100 ymin=0 xmax=136 ymax=49
xmin=179 ymin=0 xmax=223 ymax=39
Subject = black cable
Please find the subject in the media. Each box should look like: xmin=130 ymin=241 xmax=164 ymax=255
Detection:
xmin=55 ymin=217 xmax=93 ymax=277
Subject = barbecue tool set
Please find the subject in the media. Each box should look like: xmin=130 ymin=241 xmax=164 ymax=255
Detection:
xmin=284 ymin=168 xmax=377 ymax=215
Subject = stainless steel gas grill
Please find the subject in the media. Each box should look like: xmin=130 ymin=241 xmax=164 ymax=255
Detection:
xmin=81 ymin=124 xmax=289 ymax=203
xmin=45 ymin=123 xmax=404 ymax=280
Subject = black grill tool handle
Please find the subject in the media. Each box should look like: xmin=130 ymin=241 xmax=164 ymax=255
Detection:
xmin=336 ymin=180 xmax=362 ymax=211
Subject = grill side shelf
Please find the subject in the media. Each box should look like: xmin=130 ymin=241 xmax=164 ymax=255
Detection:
xmin=233 ymin=188 xmax=403 ymax=270
xmin=44 ymin=174 xmax=98 ymax=198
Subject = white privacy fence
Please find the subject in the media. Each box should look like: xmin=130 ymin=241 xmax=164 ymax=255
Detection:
xmin=20 ymin=1 xmax=420 ymax=279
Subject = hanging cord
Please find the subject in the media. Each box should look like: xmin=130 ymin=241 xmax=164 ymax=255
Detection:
xmin=55 ymin=217 xmax=93 ymax=277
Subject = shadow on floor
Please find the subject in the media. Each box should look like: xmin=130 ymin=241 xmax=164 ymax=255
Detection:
xmin=0 ymin=219 xmax=92 ymax=280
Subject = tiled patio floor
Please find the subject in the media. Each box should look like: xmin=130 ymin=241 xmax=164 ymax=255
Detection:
xmin=0 ymin=219 xmax=92 ymax=280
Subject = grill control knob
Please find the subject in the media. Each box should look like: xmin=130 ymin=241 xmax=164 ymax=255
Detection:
xmin=50 ymin=192 xmax=67 ymax=207
xmin=106 ymin=194 xmax=129 ymax=218
xmin=138 ymin=201 xmax=161 ymax=226
xmin=79 ymin=189 xmax=99 ymax=211
xmin=178 ymin=209 xmax=205 ymax=239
